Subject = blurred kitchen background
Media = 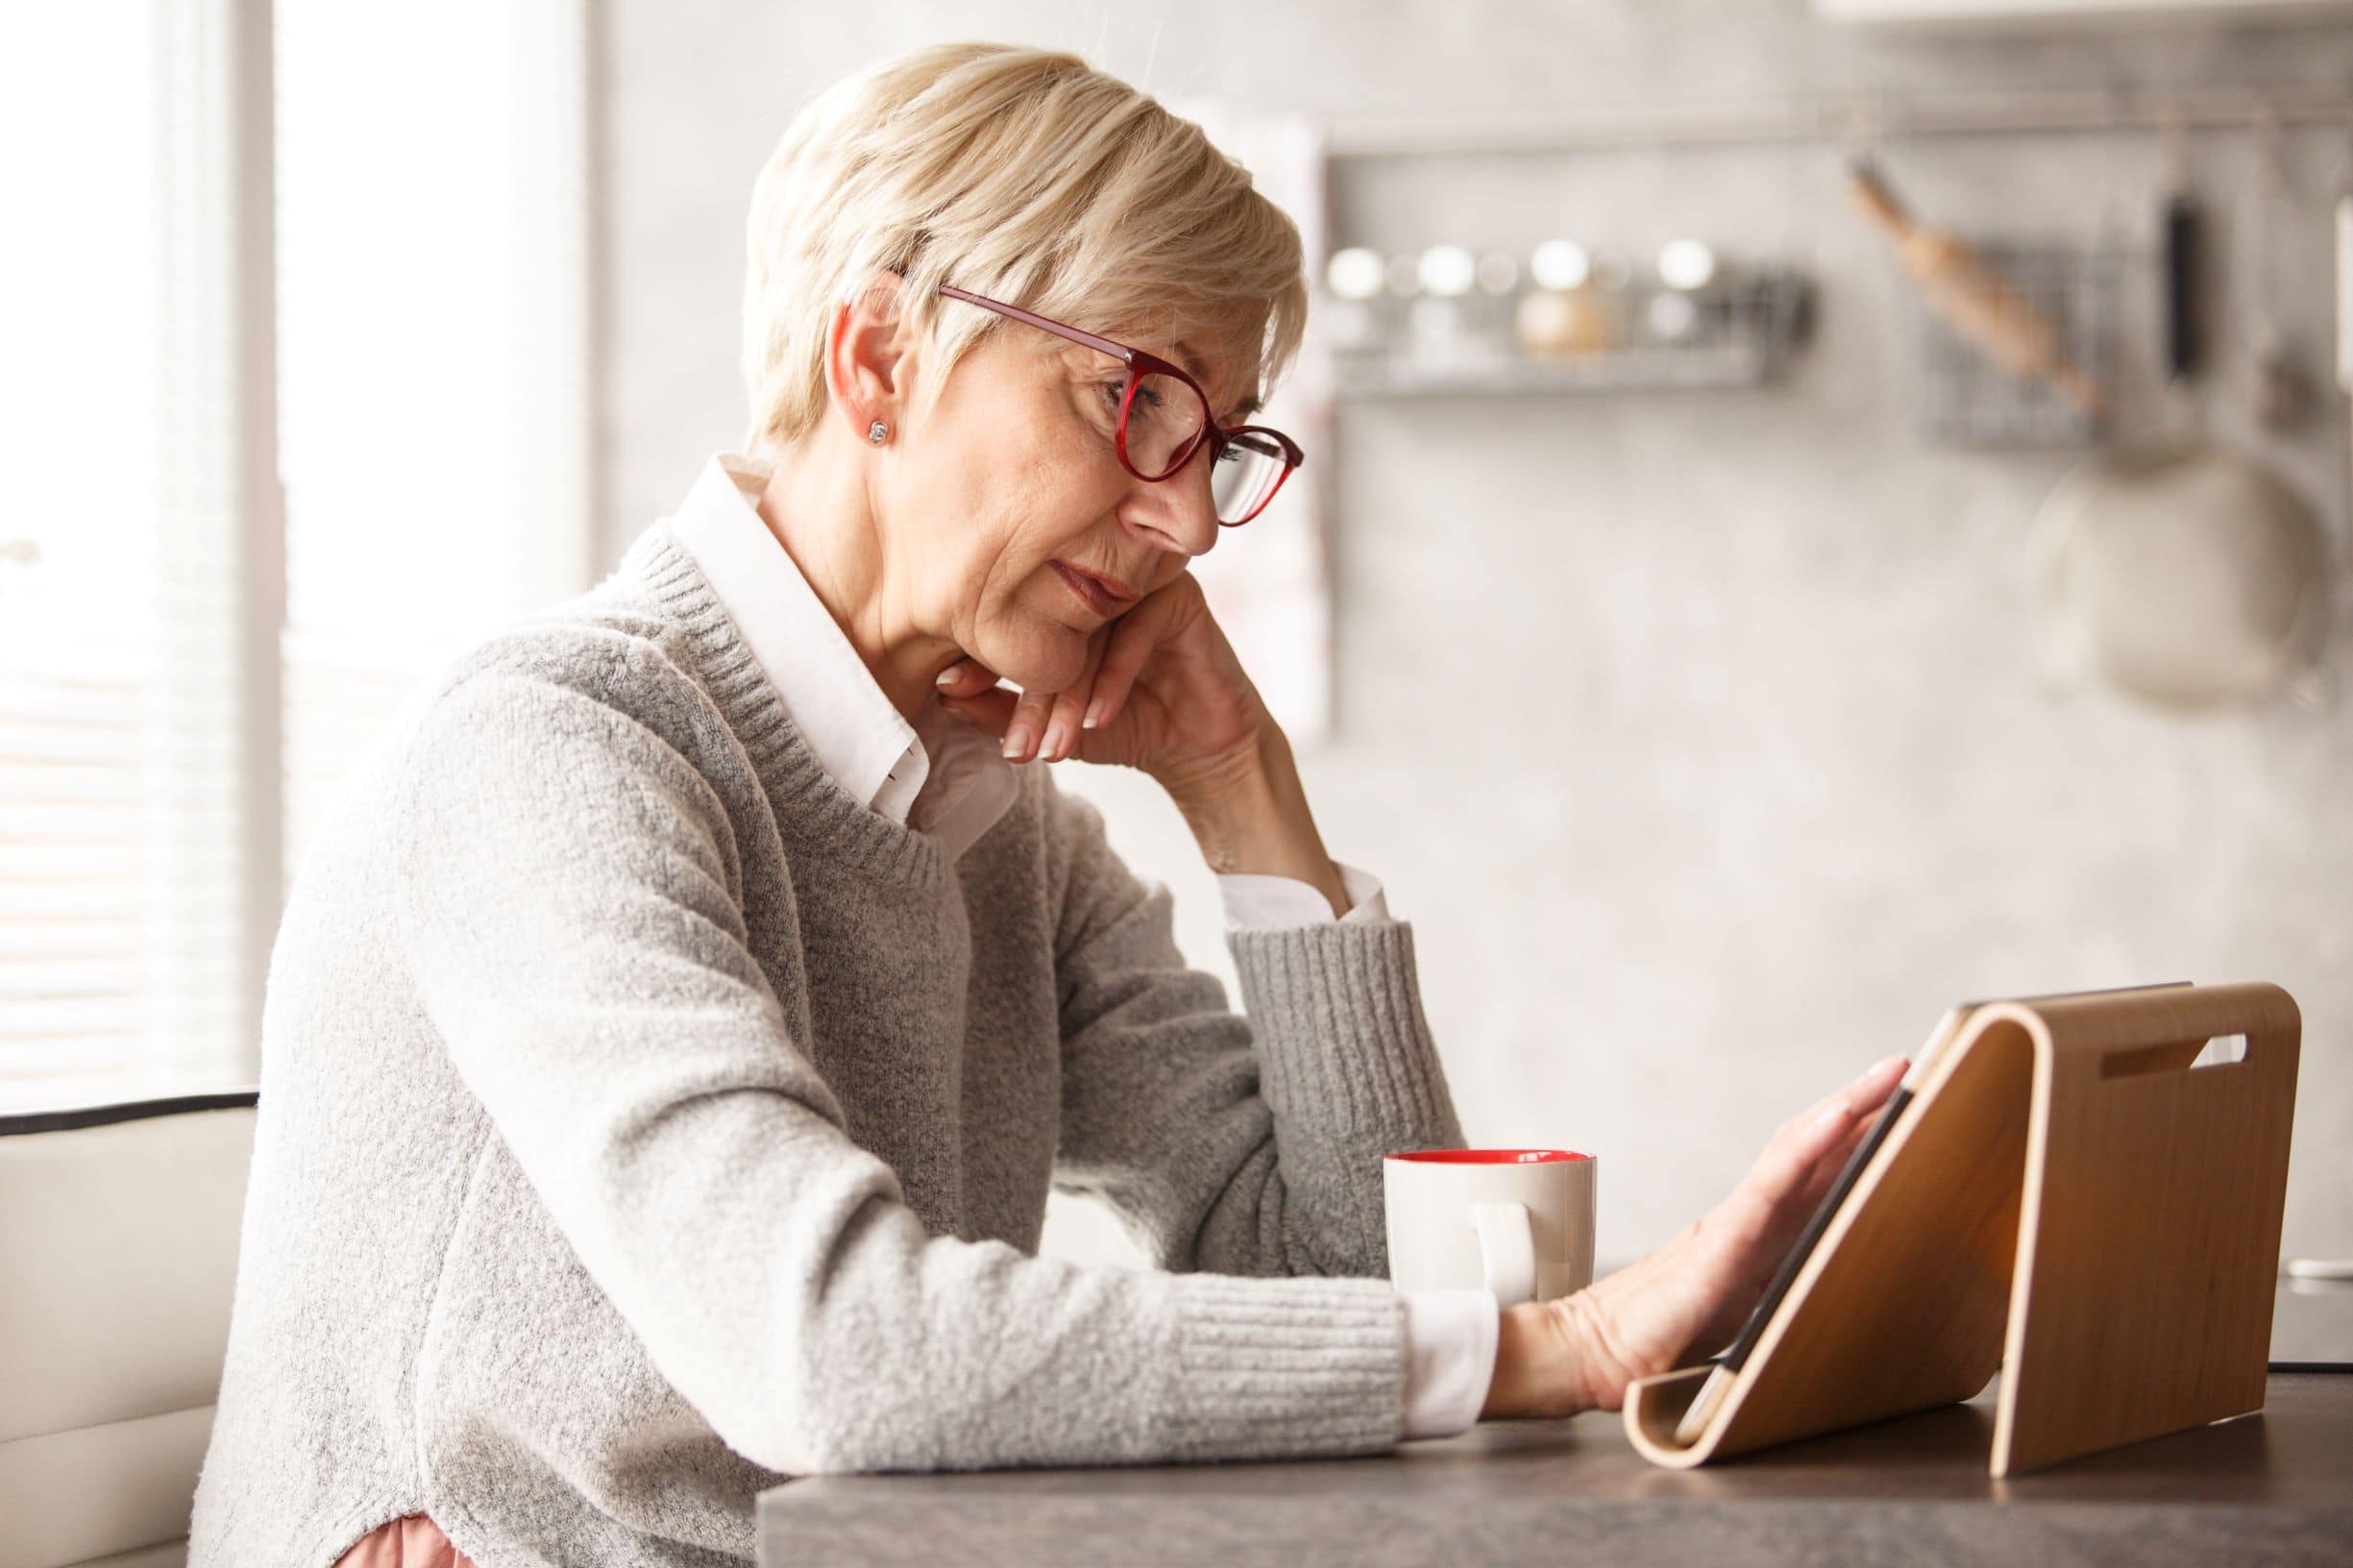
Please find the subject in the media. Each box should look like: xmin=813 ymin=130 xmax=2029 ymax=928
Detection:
xmin=7 ymin=0 xmax=2352 ymax=1270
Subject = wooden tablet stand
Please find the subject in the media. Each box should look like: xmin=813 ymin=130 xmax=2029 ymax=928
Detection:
xmin=1624 ymin=981 xmax=2301 ymax=1477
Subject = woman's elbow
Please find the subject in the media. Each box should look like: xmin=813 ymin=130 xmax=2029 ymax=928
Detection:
xmin=706 ymin=1355 xmax=952 ymax=1477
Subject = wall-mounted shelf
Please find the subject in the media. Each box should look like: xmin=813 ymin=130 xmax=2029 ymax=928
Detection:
xmin=1335 ymin=341 xmax=1782 ymax=400
xmin=1324 ymin=268 xmax=1814 ymax=401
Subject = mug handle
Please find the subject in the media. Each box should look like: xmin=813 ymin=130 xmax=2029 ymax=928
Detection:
xmin=1470 ymin=1200 xmax=1537 ymax=1305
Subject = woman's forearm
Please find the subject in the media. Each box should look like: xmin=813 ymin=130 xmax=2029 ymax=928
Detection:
xmin=1160 ymin=724 xmax=1350 ymax=917
xmin=1152 ymin=724 xmax=1643 ymax=1427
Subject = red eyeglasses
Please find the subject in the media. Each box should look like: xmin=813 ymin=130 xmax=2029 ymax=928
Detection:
xmin=937 ymin=283 xmax=1303 ymax=526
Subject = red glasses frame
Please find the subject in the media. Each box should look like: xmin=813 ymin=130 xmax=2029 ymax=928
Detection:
xmin=936 ymin=283 xmax=1304 ymax=526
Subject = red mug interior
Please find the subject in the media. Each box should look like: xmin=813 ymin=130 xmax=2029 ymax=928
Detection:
xmin=1386 ymin=1148 xmax=1591 ymax=1164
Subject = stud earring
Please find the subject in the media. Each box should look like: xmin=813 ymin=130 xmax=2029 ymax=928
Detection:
xmin=867 ymin=419 xmax=890 ymax=445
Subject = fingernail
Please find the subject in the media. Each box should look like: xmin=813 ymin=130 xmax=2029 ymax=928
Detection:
xmin=1002 ymin=725 xmax=1028 ymax=760
xmin=1082 ymin=699 xmax=1103 ymax=730
xmin=936 ymin=668 xmax=959 ymax=687
xmin=1040 ymin=721 xmax=1066 ymax=759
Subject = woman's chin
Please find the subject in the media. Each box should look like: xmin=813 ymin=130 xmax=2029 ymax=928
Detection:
xmin=983 ymin=623 xmax=1093 ymax=695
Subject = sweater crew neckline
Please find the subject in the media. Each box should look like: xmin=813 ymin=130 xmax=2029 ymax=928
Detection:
xmin=620 ymin=518 xmax=959 ymax=887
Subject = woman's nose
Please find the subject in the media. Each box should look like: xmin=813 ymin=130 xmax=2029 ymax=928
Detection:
xmin=1124 ymin=444 xmax=1221 ymax=558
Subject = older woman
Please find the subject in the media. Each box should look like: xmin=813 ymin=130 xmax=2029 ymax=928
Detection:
xmin=189 ymin=41 xmax=1900 ymax=1568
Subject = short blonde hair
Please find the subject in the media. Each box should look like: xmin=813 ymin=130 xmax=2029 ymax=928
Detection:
xmin=739 ymin=42 xmax=1308 ymax=454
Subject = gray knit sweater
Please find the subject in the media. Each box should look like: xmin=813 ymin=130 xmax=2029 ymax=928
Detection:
xmin=186 ymin=520 xmax=1468 ymax=1567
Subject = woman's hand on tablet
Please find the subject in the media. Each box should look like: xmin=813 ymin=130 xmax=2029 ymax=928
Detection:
xmin=1480 ymin=1054 xmax=1908 ymax=1419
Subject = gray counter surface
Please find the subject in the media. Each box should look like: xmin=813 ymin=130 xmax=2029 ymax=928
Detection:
xmin=757 ymin=1279 xmax=2353 ymax=1567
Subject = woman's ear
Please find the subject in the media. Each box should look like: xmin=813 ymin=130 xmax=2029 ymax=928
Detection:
xmin=822 ymin=270 xmax=918 ymax=445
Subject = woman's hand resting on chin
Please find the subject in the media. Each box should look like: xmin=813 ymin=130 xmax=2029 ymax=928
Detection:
xmin=932 ymin=569 xmax=1264 ymax=798
xmin=1483 ymin=1053 xmax=1911 ymax=1419
xmin=932 ymin=567 xmax=1349 ymax=915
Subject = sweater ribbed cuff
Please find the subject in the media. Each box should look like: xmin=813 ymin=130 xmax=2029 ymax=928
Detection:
xmin=1156 ymin=1271 xmax=1409 ymax=1460
xmin=1226 ymin=920 xmax=1462 ymax=1151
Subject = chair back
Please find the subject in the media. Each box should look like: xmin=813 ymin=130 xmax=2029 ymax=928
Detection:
xmin=0 ymin=1090 xmax=258 ymax=1568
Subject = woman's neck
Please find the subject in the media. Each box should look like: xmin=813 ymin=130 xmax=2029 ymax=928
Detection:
xmin=750 ymin=440 xmax=962 ymax=723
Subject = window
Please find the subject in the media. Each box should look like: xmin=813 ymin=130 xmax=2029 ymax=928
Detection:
xmin=277 ymin=0 xmax=597 ymax=873
xmin=0 ymin=1 xmax=174 ymax=1101
xmin=0 ymin=0 xmax=591 ymax=1112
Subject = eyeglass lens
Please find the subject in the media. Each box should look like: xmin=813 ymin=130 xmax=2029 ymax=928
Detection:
xmin=1121 ymin=373 xmax=1208 ymax=478
xmin=1124 ymin=372 xmax=1287 ymax=524
xmin=1209 ymin=430 xmax=1289 ymax=525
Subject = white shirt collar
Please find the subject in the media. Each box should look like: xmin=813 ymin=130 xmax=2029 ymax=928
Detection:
xmin=667 ymin=451 xmax=1017 ymax=860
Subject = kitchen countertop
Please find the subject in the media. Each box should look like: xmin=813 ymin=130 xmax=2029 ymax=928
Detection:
xmin=755 ymin=1278 xmax=2353 ymax=1568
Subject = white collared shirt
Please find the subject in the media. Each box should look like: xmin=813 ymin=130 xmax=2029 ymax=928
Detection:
xmin=664 ymin=450 xmax=1495 ymax=1437
xmin=668 ymin=451 xmax=1016 ymax=862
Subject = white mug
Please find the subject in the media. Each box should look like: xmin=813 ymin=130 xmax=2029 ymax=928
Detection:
xmin=1383 ymin=1148 xmax=1597 ymax=1305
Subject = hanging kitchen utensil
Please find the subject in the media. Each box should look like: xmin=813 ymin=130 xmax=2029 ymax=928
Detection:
xmin=2244 ymin=113 xmax=2311 ymax=431
xmin=2159 ymin=131 xmax=2201 ymax=382
xmin=2336 ymin=185 xmax=2353 ymax=410
xmin=1849 ymin=157 xmax=2104 ymax=421
xmin=2032 ymin=142 xmax=2333 ymax=711
xmin=2334 ymin=152 xmax=2353 ymax=525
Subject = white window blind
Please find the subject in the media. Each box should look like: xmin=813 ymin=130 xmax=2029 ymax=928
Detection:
xmin=0 ymin=1 xmax=163 ymax=1080
xmin=2 ymin=0 xmax=592 ymax=1113
xmin=1 ymin=0 xmax=280 ymax=1112
xmin=278 ymin=0 xmax=596 ymax=879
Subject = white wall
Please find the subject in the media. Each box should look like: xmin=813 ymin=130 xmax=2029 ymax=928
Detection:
xmin=595 ymin=0 xmax=2353 ymax=1269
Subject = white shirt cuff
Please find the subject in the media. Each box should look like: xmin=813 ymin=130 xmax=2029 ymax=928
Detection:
xmin=1216 ymin=862 xmax=1389 ymax=929
xmin=1399 ymin=1287 xmax=1501 ymax=1439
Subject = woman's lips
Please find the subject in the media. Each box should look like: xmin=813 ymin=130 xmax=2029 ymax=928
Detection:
xmin=1051 ymin=560 xmax=1135 ymax=618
